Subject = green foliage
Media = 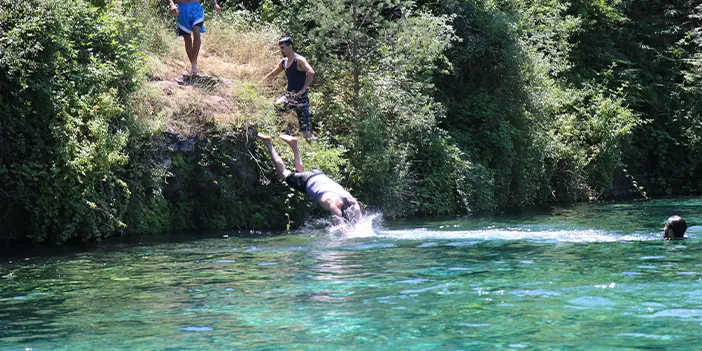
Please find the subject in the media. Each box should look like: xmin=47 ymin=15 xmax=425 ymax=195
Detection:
xmin=3 ymin=0 xmax=701 ymax=245
xmin=683 ymin=4 xmax=702 ymax=155
xmin=120 ymin=0 xmax=178 ymax=55
xmin=174 ymin=131 xmax=281 ymax=230
xmin=432 ymin=0 xmax=639 ymax=206
xmin=542 ymin=84 xmax=636 ymax=201
xmin=264 ymin=0 xmax=646 ymax=214
xmin=431 ymin=0 xmax=701 ymax=203
xmin=345 ymin=75 xmax=491 ymax=216
xmin=563 ymin=0 xmax=702 ymax=196
xmin=0 ymin=0 xmax=142 ymax=242
xmin=278 ymin=0 xmax=485 ymax=216
xmin=122 ymin=127 xmax=296 ymax=234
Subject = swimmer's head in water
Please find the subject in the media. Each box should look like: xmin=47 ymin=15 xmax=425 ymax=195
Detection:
xmin=664 ymin=215 xmax=687 ymax=240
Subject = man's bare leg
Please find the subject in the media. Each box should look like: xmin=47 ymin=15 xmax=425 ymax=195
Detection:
xmin=191 ymin=25 xmax=202 ymax=75
xmin=280 ymin=135 xmax=304 ymax=172
xmin=258 ymin=133 xmax=288 ymax=180
xmin=183 ymin=34 xmax=194 ymax=74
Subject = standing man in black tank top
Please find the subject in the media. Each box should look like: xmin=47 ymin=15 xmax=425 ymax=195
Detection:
xmin=264 ymin=37 xmax=317 ymax=140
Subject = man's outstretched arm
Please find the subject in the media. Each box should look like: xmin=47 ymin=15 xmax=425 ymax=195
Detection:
xmin=264 ymin=64 xmax=284 ymax=81
xmin=329 ymin=205 xmax=345 ymax=227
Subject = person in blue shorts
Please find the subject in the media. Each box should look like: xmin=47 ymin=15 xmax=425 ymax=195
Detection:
xmin=264 ymin=37 xmax=317 ymax=140
xmin=258 ymin=132 xmax=362 ymax=227
xmin=168 ymin=0 xmax=221 ymax=77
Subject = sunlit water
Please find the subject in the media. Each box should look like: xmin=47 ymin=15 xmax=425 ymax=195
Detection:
xmin=1 ymin=198 xmax=701 ymax=350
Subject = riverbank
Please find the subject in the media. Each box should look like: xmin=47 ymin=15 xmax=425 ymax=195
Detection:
xmin=3 ymin=0 xmax=700 ymax=245
xmin=115 ymin=10 xmax=345 ymax=238
xmin=0 ymin=2 xmax=339 ymax=244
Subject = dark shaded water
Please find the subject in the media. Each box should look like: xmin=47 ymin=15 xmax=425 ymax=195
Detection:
xmin=1 ymin=198 xmax=701 ymax=350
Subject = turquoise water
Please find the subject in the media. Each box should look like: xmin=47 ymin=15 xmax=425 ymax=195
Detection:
xmin=1 ymin=198 xmax=701 ymax=350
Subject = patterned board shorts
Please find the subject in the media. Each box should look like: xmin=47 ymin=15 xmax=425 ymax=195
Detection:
xmin=275 ymin=93 xmax=311 ymax=133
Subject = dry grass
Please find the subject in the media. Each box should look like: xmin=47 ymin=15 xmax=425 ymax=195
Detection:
xmin=134 ymin=13 xmax=293 ymax=137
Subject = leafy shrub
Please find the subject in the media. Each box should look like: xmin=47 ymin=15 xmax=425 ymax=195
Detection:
xmin=542 ymin=84 xmax=636 ymax=201
xmin=285 ymin=0 xmax=492 ymax=216
xmin=432 ymin=0 xmax=639 ymax=206
xmin=0 ymin=0 xmax=142 ymax=242
xmin=346 ymin=75 xmax=493 ymax=216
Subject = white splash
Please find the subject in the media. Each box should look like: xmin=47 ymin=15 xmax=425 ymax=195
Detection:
xmin=306 ymin=212 xmax=660 ymax=243
xmin=372 ymin=228 xmax=658 ymax=243
xmin=342 ymin=213 xmax=381 ymax=238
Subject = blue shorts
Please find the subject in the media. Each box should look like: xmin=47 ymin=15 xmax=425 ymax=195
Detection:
xmin=177 ymin=2 xmax=205 ymax=36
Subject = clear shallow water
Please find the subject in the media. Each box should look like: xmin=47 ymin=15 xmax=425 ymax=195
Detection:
xmin=1 ymin=198 xmax=701 ymax=350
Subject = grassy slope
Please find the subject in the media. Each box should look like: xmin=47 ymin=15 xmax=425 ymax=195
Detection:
xmin=131 ymin=8 xmax=347 ymax=174
xmin=133 ymin=11 xmax=296 ymax=136
xmin=117 ymin=9 xmax=349 ymax=234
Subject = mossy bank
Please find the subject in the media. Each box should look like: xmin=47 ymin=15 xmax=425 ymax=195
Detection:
xmin=0 ymin=1 xmax=323 ymax=243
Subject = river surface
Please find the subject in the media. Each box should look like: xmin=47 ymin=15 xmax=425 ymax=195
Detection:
xmin=1 ymin=198 xmax=701 ymax=350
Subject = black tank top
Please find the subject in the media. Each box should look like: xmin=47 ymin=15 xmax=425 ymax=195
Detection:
xmin=282 ymin=55 xmax=307 ymax=93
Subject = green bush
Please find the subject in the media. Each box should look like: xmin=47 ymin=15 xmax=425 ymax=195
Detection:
xmin=278 ymin=0 xmax=490 ymax=217
xmin=542 ymin=84 xmax=636 ymax=201
xmin=0 ymin=0 xmax=142 ymax=242
xmin=431 ymin=0 xmax=639 ymax=206
xmin=345 ymin=75 xmax=492 ymax=216
xmin=563 ymin=0 xmax=702 ymax=196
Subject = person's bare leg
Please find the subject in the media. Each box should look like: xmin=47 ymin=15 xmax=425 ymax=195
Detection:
xmin=280 ymin=135 xmax=304 ymax=172
xmin=191 ymin=25 xmax=202 ymax=75
xmin=183 ymin=34 xmax=194 ymax=75
xmin=258 ymin=133 xmax=288 ymax=180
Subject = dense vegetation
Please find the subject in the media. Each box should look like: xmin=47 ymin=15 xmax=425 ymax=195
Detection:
xmin=1 ymin=1 xmax=140 ymax=241
xmin=263 ymin=0 xmax=701 ymax=208
xmin=1 ymin=0 xmax=700 ymax=243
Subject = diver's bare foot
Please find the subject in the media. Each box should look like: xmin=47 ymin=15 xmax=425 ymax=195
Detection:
xmin=257 ymin=133 xmax=272 ymax=142
xmin=279 ymin=134 xmax=298 ymax=147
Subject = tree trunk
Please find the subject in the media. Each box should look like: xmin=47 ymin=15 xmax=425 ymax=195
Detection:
xmin=352 ymin=0 xmax=359 ymax=113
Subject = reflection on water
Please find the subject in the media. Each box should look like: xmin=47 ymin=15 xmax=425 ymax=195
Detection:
xmin=0 ymin=198 xmax=701 ymax=350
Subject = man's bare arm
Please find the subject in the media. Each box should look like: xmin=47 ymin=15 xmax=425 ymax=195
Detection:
xmin=264 ymin=65 xmax=284 ymax=81
xmin=297 ymin=57 xmax=316 ymax=94
xmin=212 ymin=0 xmax=221 ymax=15
xmin=329 ymin=205 xmax=345 ymax=227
